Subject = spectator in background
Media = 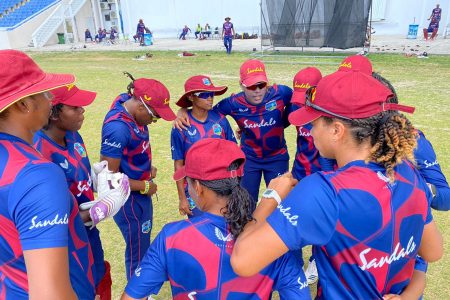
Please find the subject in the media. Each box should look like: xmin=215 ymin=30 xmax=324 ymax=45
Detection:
xmin=95 ymin=27 xmax=106 ymax=43
xmin=222 ymin=17 xmax=235 ymax=54
xmin=203 ymin=23 xmax=211 ymax=38
xmin=110 ymin=27 xmax=117 ymax=44
xmin=85 ymin=28 xmax=93 ymax=42
xmin=195 ymin=23 xmax=203 ymax=39
xmin=424 ymin=4 xmax=442 ymax=40
xmin=179 ymin=25 xmax=191 ymax=40
xmin=135 ymin=19 xmax=146 ymax=45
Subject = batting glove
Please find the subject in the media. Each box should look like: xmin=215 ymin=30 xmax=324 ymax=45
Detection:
xmin=91 ymin=160 xmax=110 ymax=193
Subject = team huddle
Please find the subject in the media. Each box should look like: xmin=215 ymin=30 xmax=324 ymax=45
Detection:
xmin=0 ymin=49 xmax=447 ymax=300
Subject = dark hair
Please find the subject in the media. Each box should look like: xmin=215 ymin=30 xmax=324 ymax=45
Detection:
xmin=323 ymin=111 xmax=417 ymax=182
xmin=372 ymin=72 xmax=398 ymax=104
xmin=42 ymin=103 xmax=64 ymax=130
xmin=123 ymin=71 xmax=136 ymax=96
xmin=0 ymin=109 xmax=9 ymax=120
xmin=197 ymin=159 xmax=254 ymax=238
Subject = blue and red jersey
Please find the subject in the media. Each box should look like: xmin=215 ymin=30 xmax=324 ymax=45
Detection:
xmin=125 ymin=212 xmax=310 ymax=299
xmin=0 ymin=133 xmax=95 ymax=300
xmin=33 ymin=130 xmax=106 ymax=286
xmin=215 ymin=84 xmax=292 ymax=161
xmin=171 ymin=110 xmax=236 ymax=160
xmin=137 ymin=22 xmax=145 ymax=34
xmin=101 ymin=93 xmax=152 ymax=182
xmin=414 ymin=129 xmax=450 ymax=211
xmin=222 ymin=22 xmax=234 ymax=37
xmin=431 ymin=7 xmax=442 ymax=22
xmin=288 ymin=103 xmax=335 ymax=180
xmin=267 ymin=160 xmax=432 ymax=299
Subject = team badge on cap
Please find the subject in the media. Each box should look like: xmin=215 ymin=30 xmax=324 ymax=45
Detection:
xmin=202 ymin=78 xmax=211 ymax=85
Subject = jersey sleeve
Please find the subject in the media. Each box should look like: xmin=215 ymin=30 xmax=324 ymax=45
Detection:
xmin=124 ymin=230 xmax=168 ymax=298
xmin=10 ymin=163 xmax=72 ymax=250
xmin=414 ymin=255 xmax=428 ymax=273
xmin=100 ymin=121 xmax=131 ymax=159
xmin=222 ymin=117 xmax=237 ymax=143
xmin=415 ymin=133 xmax=450 ymax=211
xmin=278 ymin=85 xmax=294 ymax=106
xmin=214 ymin=97 xmax=232 ymax=116
xmin=170 ymin=127 xmax=186 ymax=160
xmin=272 ymin=252 xmax=311 ymax=299
xmin=266 ymin=173 xmax=338 ymax=250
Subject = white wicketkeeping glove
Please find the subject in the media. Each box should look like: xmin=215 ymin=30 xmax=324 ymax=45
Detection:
xmin=80 ymin=162 xmax=130 ymax=228
xmin=91 ymin=160 xmax=110 ymax=193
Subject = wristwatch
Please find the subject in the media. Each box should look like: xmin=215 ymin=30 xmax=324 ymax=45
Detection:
xmin=262 ymin=189 xmax=282 ymax=205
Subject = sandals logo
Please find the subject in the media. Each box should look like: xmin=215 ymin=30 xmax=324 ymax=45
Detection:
xmin=143 ymin=95 xmax=151 ymax=101
xmin=339 ymin=61 xmax=352 ymax=69
xmin=164 ymin=98 xmax=170 ymax=105
xmin=66 ymin=84 xmax=75 ymax=91
xmin=247 ymin=66 xmax=264 ymax=74
xmin=294 ymin=82 xmax=311 ymax=89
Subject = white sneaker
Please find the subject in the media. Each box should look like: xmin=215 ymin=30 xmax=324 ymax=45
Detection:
xmin=304 ymin=259 xmax=318 ymax=285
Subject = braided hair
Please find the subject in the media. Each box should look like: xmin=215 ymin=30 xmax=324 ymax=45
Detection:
xmin=197 ymin=159 xmax=254 ymax=238
xmin=123 ymin=71 xmax=136 ymax=96
xmin=42 ymin=103 xmax=64 ymax=130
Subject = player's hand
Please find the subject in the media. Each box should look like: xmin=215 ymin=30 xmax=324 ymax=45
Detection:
xmin=235 ymin=128 xmax=242 ymax=140
xmin=80 ymin=173 xmax=130 ymax=228
xmin=150 ymin=166 xmax=157 ymax=179
xmin=147 ymin=181 xmax=157 ymax=196
xmin=267 ymin=172 xmax=298 ymax=200
xmin=383 ymin=294 xmax=402 ymax=300
xmin=179 ymin=198 xmax=193 ymax=216
xmin=173 ymin=108 xmax=190 ymax=130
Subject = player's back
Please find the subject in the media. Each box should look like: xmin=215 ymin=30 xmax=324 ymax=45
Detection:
xmin=316 ymin=160 xmax=430 ymax=299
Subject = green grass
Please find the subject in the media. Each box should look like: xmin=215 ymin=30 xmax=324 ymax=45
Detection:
xmin=30 ymin=50 xmax=450 ymax=299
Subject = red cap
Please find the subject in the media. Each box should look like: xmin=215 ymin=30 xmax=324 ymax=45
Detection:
xmin=0 ymin=50 xmax=75 ymax=113
xmin=176 ymin=75 xmax=228 ymax=108
xmin=338 ymin=55 xmax=372 ymax=75
xmin=173 ymin=138 xmax=245 ymax=181
xmin=291 ymin=67 xmax=322 ymax=105
xmin=240 ymin=59 xmax=268 ymax=87
xmin=133 ymin=78 xmax=176 ymax=121
xmin=288 ymin=70 xmax=415 ymax=126
xmin=51 ymin=84 xmax=96 ymax=106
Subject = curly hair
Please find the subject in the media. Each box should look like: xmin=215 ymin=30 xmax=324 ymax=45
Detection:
xmin=197 ymin=159 xmax=254 ymax=238
xmin=323 ymin=111 xmax=417 ymax=182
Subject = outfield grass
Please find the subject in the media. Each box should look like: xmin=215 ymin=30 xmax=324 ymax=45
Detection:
xmin=31 ymin=50 xmax=450 ymax=299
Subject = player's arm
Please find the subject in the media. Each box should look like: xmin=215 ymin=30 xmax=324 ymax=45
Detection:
xmin=100 ymin=121 xmax=155 ymax=195
xmin=231 ymin=24 xmax=235 ymax=36
xmin=174 ymin=159 xmax=192 ymax=216
xmin=24 ymin=247 xmax=77 ymax=300
xmin=15 ymin=164 xmax=81 ymax=299
xmin=383 ymin=270 xmax=426 ymax=300
xmin=418 ymin=219 xmax=443 ymax=262
xmin=231 ymin=174 xmax=296 ymax=276
xmin=232 ymin=173 xmax=337 ymax=277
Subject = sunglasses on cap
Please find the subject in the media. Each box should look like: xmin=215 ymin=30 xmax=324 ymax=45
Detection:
xmin=305 ymin=87 xmax=351 ymax=121
xmin=139 ymin=97 xmax=160 ymax=119
xmin=244 ymin=82 xmax=267 ymax=91
xmin=193 ymin=91 xmax=214 ymax=99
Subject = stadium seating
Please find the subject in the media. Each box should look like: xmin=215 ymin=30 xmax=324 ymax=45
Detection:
xmin=0 ymin=0 xmax=59 ymax=28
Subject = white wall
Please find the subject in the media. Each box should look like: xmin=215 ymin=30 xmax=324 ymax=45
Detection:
xmin=120 ymin=0 xmax=260 ymax=38
xmin=372 ymin=0 xmax=448 ymax=36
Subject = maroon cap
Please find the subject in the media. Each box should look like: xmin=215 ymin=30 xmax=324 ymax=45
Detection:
xmin=176 ymin=75 xmax=228 ymax=108
xmin=173 ymin=138 xmax=245 ymax=181
xmin=0 ymin=50 xmax=75 ymax=113
xmin=338 ymin=55 xmax=372 ymax=75
xmin=133 ymin=78 xmax=176 ymax=121
xmin=51 ymin=84 xmax=96 ymax=107
xmin=240 ymin=59 xmax=268 ymax=87
xmin=288 ymin=70 xmax=415 ymax=126
xmin=291 ymin=67 xmax=322 ymax=105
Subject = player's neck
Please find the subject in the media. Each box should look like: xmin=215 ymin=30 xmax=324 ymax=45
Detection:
xmin=335 ymin=140 xmax=371 ymax=168
xmin=43 ymin=126 xmax=67 ymax=147
xmin=191 ymin=106 xmax=209 ymax=122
